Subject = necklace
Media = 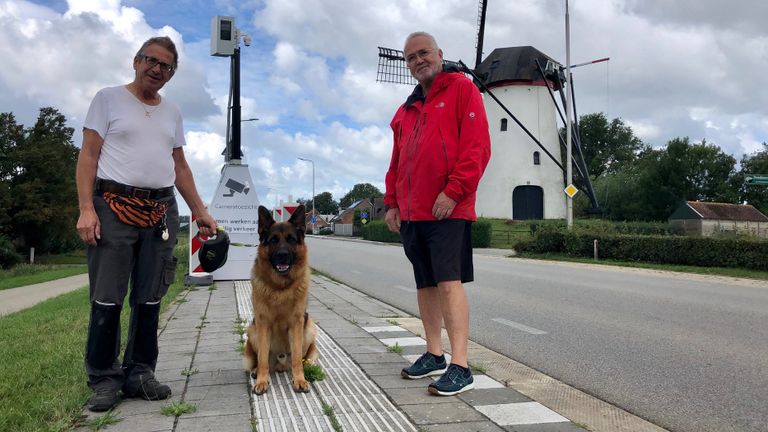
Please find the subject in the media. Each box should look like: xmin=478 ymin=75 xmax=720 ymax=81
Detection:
xmin=140 ymin=101 xmax=160 ymax=117
xmin=127 ymin=85 xmax=161 ymax=118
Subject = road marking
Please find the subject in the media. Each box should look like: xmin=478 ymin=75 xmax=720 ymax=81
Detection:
xmin=393 ymin=284 xmax=417 ymax=293
xmin=492 ymin=318 xmax=547 ymax=335
xmin=476 ymin=402 xmax=568 ymax=425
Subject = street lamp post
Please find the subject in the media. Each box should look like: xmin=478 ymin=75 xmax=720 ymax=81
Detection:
xmin=297 ymin=157 xmax=315 ymax=234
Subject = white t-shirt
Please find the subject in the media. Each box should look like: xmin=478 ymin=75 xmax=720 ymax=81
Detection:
xmin=84 ymin=85 xmax=185 ymax=189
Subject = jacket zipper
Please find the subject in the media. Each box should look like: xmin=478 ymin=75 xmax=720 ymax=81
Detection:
xmin=405 ymin=111 xmax=426 ymax=222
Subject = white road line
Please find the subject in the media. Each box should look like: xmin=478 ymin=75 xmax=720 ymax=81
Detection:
xmin=492 ymin=318 xmax=548 ymax=335
xmin=393 ymin=284 xmax=416 ymax=293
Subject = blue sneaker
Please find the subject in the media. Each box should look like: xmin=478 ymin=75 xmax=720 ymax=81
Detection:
xmin=401 ymin=352 xmax=447 ymax=379
xmin=428 ymin=364 xmax=474 ymax=396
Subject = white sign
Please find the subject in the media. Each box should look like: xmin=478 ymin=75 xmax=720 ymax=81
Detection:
xmin=207 ymin=163 xmax=260 ymax=280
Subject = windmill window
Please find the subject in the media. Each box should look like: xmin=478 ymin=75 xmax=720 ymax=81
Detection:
xmin=533 ymin=151 xmax=540 ymax=165
xmin=500 ymin=118 xmax=508 ymax=131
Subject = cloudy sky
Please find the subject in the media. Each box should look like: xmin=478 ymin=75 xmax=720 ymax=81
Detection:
xmin=1 ymin=0 xmax=766 ymax=215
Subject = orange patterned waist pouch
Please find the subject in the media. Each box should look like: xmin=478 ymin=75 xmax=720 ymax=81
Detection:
xmin=102 ymin=192 xmax=168 ymax=228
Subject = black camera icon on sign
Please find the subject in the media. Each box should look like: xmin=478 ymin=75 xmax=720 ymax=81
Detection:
xmin=223 ymin=179 xmax=250 ymax=197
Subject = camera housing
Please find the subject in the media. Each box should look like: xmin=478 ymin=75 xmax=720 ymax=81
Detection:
xmin=211 ymin=16 xmax=236 ymax=56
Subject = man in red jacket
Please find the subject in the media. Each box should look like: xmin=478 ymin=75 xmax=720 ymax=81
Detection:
xmin=384 ymin=31 xmax=490 ymax=396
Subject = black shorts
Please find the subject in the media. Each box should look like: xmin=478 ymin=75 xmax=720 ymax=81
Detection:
xmin=400 ymin=219 xmax=474 ymax=289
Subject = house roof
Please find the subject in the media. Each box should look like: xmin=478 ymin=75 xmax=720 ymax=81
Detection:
xmin=671 ymin=201 xmax=768 ymax=222
xmin=331 ymin=199 xmax=371 ymax=223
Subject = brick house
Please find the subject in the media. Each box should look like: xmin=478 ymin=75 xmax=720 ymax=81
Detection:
xmin=331 ymin=199 xmax=373 ymax=236
xmin=668 ymin=201 xmax=768 ymax=238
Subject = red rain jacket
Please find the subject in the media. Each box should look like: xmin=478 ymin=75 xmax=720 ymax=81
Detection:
xmin=384 ymin=71 xmax=491 ymax=221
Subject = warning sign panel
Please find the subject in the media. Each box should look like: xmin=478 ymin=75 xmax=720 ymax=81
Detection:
xmin=206 ymin=163 xmax=260 ymax=280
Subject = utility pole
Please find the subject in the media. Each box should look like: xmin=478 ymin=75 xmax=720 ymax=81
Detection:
xmin=297 ymin=157 xmax=315 ymax=234
xmin=565 ymin=0 xmax=574 ymax=229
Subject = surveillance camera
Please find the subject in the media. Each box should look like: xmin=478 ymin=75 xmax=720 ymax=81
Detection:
xmin=243 ymin=34 xmax=252 ymax=47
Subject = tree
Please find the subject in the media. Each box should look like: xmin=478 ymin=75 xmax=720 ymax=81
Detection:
xmin=0 ymin=112 xmax=23 ymax=236
xmin=339 ymin=183 xmax=382 ymax=209
xmin=9 ymin=107 xmax=80 ymax=253
xmin=312 ymin=191 xmax=339 ymax=215
xmin=633 ymin=138 xmax=736 ymax=220
xmin=738 ymin=143 xmax=768 ymax=214
xmin=570 ymin=113 xmax=648 ymax=179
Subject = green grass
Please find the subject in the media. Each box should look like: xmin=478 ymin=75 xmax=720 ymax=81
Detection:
xmin=35 ymin=250 xmax=88 ymax=265
xmin=160 ymin=402 xmax=196 ymax=417
xmin=485 ymin=217 xmax=768 ymax=280
xmin=469 ymin=362 xmax=487 ymax=374
xmin=303 ymin=363 xmax=326 ymax=382
xmin=0 ymin=242 xmax=191 ymax=432
xmin=0 ymin=264 xmax=88 ymax=291
xmin=387 ymin=342 xmax=403 ymax=354
xmin=321 ymin=402 xmax=343 ymax=432
xmin=484 ymin=218 xmax=531 ymax=249
xmin=83 ymin=410 xmax=122 ymax=431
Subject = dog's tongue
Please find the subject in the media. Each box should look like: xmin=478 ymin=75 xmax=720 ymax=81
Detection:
xmin=276 ymin=264 xmax=290 ymax=272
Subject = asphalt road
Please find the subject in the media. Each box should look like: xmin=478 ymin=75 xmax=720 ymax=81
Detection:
xmin=306 ymin=236 xmax=768 ymax=432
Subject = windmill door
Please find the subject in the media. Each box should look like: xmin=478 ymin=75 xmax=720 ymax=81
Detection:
xmin=512 ymin=186 xmax=544 ymax=220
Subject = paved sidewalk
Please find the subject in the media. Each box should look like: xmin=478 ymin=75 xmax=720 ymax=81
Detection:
xmin=0 ymin=273 xmax=88 ymax=316
xmin=77 ymin=275 xmax=666 ymax=432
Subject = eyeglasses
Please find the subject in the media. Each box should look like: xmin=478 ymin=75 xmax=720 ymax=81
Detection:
xmin=405 ymin=49 xmax=434 ymax=65
xmin=139 ymin=54 xmax=175 ymax=74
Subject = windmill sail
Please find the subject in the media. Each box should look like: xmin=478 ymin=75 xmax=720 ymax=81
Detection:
xmin=376 ymin=47 xmax=416 ymax=85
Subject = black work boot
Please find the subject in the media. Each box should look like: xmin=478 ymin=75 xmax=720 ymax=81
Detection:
xmin=123 ymin=376 xmax=172 ymax=400
xmin=87 ymin=387 xmax=120 ymax=412
xmin=122 ymin=303 xmax=171 ymax=400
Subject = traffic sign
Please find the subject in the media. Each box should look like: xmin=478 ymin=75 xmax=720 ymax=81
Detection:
xmin=361 ymin=218 xmax=368 ymax=225
xmin=745 ymin=174 xmax=768 ymax=185
xmin=310 ymin=216 xmax=317 ymax=224
xmin=564 ymin=184 xmax=579 ymax=198
xmin=360 ymin=211 xmax=369 ymax=219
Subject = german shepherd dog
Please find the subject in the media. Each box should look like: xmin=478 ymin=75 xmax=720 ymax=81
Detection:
xmin=243 ymin=205 xmax=319 ymax=395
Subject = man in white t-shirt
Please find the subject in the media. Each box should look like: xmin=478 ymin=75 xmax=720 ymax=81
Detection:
xmin=75 ymin=36 xmax=217 ymax=412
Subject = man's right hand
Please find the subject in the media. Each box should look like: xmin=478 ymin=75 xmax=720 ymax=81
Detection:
xmin=77 ymin=207 xmax=101 ymax=246
xmin=385 ymin=208 xmax=401 ymax=233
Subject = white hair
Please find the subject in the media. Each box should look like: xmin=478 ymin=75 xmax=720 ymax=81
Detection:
xmin=404 ymin=31 xmax=439 ymax=52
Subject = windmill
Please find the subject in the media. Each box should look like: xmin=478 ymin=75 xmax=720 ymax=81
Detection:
xmin=376 ymin=0 xmax=603 ymax=220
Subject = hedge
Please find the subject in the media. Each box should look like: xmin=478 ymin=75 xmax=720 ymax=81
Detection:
xmin=0 ymin=235 xmax=23 ymax=269
xmin=528 ymin=219 xmax=682 ymax=236
xmin=515 ymin=229 xmax=768 ymax=271
xmin=361 ymin=219 xmax=492 ymax=248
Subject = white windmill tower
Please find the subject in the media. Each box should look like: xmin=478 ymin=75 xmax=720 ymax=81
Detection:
xmin=473 ymin=47 xmax=566 ymax=220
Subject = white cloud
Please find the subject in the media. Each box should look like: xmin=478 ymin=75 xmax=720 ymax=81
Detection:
xmin=1 ymin=0 xmax=766 ymax=215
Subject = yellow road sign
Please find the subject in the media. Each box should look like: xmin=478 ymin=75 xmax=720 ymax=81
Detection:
xmin=564 ymin=184 xmax=579 ymax=198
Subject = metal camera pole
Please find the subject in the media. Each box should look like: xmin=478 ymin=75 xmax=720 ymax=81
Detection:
xmin=565 ymin=0 xmax=574 ymax=229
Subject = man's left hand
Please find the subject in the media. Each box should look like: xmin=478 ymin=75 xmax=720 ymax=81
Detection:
xmin=432 ymin=192 xmax=456 ymax=220
xmin=195 ymin=212 xmax=217 ymax=237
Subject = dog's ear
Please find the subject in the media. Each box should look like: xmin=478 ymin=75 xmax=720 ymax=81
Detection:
xmin=258 ymin=206 xmax=275 ymax=242
xmin=289 ymin=204 xmax=306 ymax=237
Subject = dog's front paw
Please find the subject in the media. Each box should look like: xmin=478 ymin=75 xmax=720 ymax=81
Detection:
xmin=252 ymin=379 xmax=269 ymax=395
xmin=292 ymin=377 xmax=310 ymax=393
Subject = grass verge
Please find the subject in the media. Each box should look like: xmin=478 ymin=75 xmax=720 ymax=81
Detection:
xmin=0 ymin=242 xmax=190 ymax=432
xmin=0 ymin=265 xmax=88 ymax=291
